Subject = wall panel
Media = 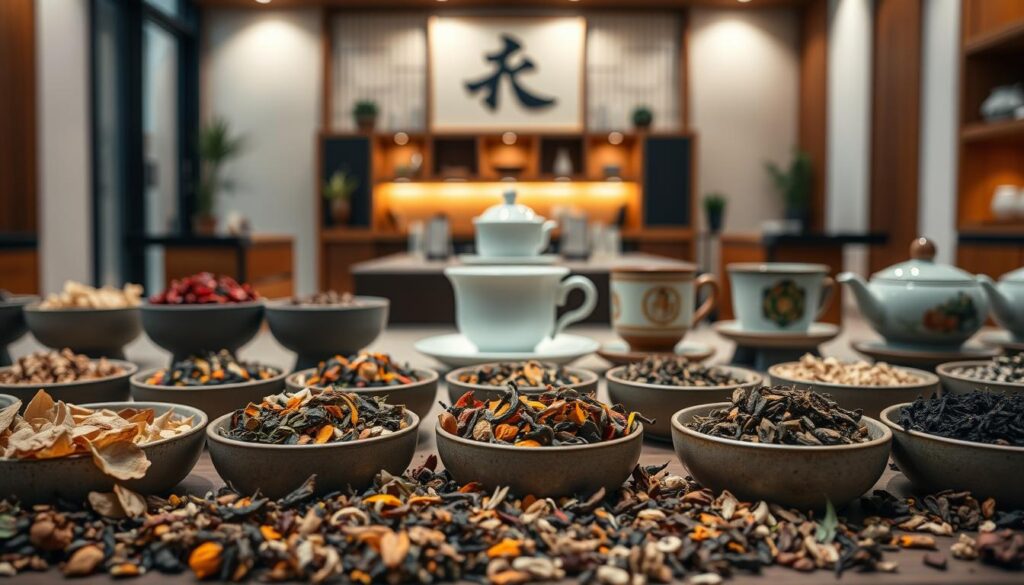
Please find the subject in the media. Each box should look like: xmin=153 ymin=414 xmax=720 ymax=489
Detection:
xmin=0 ymin=0 xmax=37 ymax=233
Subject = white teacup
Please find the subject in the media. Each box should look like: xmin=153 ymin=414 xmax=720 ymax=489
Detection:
xmin=445 ymin=266 xmax=597 ymax=352
xmin=611 ymin=266 xmax=718 ymax=351
xmin=727 ymin=263 xmax=835 ymax=332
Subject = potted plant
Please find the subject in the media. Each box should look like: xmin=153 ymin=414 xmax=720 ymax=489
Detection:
xmin=703 ymin=192 xmax=727 ymax=233
xmin=766 ymin=149 xmax=812 ymax=232
xmin=323 ymin=169 xmax=359 ymax=225
xmin=632 ymin=106 xmax=653 ymax=131
xmin=352 ymin=100 xmax=378 ymax=133
xmin=195 ymin=117 xmax=245 ymax=235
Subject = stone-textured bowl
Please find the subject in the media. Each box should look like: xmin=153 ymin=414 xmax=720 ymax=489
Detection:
xmin=880 ymin=403 xmax=1024 ymax=508
xmin=265 ymin=297 xmax=389 ymax=371
xmin=0 ymin=401 xmax=207 ymax=504
xmin=0 ymin=393 xmax=16 ymax=409
xmin=131 ymin=366 xmax=287 ymax=420
xmin=141 ymin=302 xmax=265 ymax=363
xmin=24 ymin=305 xmax=142 ymax=360
xmin=285 ymin=367 xmax=439 ymax=419
xmin=671 ymin=403 xmax=892 ymax=510
xmin=0 ymin=359 xmax=137 ymax=408
xmin=768 ymin=363 xmax=940 ymax=419
xmin=207 ymin=410 xmax=420 ymax=499
xmin=436 ymin=421 xmax=643 ymax=498
xmin=606 ymin=365 xmax=763 ymax=441
xmin=445 ymin=363 xmax=598 ymax=403
xmin=936 ymin=360 xmax=1024 ymax=396
xmin=0 ymin=295 xmax=37 ymax=366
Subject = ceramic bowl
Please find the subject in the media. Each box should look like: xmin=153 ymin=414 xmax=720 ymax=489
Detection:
xmin=0 ymin=393 xmax=16 ymax=408
xmin=131 ymin=366 xmax=287 ymax=420
xmin=606 ymin=365 xmax=762 ymax=441
xmin=141 ymin=302 xmax=265 ymax=363
xmin=207 ymin=410 xmax=420 ymax=499
xmin=880 ymin=403 xmax=1024 ymax=508
xmin=671 ymin=403 xmax=892 ymax=510
xmin=768 ymin=364 xmax=940 ymax=419
xmin=445 ymin=363 xmax=598 ymax=403
xmin=0 ymin=359 xmax=137 ymax=408
xmin=436 ymin=421 xmax=643 ymax=498
xmin=264 ymin=297 xmax=389 ymax=371
xmin=0 ymin=401 xmax=207 ymax=504
xmin=936 ymin=360 xmax=1024 ymax=396
xmin=285 ymin=367 xmax=439 ymax=419
xmin=0 ymin=295 xmax=37 ymax=366
xmin=24 ymin=305 xmax=142 ymax=359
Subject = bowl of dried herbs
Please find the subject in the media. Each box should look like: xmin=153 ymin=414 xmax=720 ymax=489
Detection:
xmin=265 ymin=294 xmax=389 ymax=371
xmin=936 ymin=356 xmax=1024 ymax=396
xmin=446 ymin=360 xmax=598 ymax=403
xmin=206 ymin=388 xmax=419 ymax=498
xmin=606 ymin=357 xmax=762 ymax=441
xmin=671 ymin=386 xmax=892 ymax=510
xmin=881 ymin=392 xmax=1024 ymax=508
xmin=435 ymin=385 xmax=645 ymax=498
xmin=0 ymin=349 xmax=137 ymax=407
xmin=285 ymin=352 xmax=438 ymax=418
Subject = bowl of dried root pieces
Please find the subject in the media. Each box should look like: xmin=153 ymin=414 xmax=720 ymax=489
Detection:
xmin=0 ymin=390 xmax=206 ymax=504
xmin=769 ymin=354 xmax=939 ymax=418
xmin=446 ymin=360 xmax=598 ymax=403
xmin=606 ymin=356 xmax=761 ymax=441
xmin=0 ymin=349 xmax=137 ymax=407
xmin=206 ymin=388 xmax=419 ymax=498
xmin=671 ymin=386 xmax=891 ymax=510
xmin=435 ymin=385 xmax=646 ymax=498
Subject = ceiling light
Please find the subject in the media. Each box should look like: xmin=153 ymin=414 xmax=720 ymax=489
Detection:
xmin=501 ymin=132 xmax=517 ymax=145
xmin=608 ymin=131 xmax=624 ymax=145
xmin=394 ymin=132 xmax=410 ymax=146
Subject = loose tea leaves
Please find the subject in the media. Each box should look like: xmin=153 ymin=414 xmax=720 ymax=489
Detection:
xmin=457 ymin=360 xmax=582 ymax=388
xmin=302 ymin=352 xmax=419 ymax=388
xmin=440 ymin=384 xmax=646 ymax=446
xmin=0 ymin=349 xmax=124 ymax=384
xmin=774 ymin=353 xmax=924 ymax=386
xmin=145 ymin=350 xmax=280 ymax=387
xmin=617 ymin=356 xmax=744 ymax=387
xmin=221 ymin=388 xmax=408 ymax=445
xmin=40 ymin=281 xmax=142 ymax=309
xmin=687 ymin=386 xmax=870 ymax=445
xmin=148 ymin=272 xmax=258 ymax=304
xmin=898 ymin=391 xmax=1024 ymax=447
xmin=289 ymin=290 xmax=358 ymax=306
xmin=950 ymin=354 xmax=1024 ymax=384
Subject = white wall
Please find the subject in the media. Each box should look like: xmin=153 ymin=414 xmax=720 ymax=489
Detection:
xmin=204 ymin=8 xmax=321 ymax=295
xmin=689 ymin=7 xmax=800 ymax=232
xmin=36 ymin=0 xmax=92 ymax=293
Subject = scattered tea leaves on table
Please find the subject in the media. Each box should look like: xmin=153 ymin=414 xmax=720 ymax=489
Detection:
xmin=898 ymin=391 xmax=1024 ymax=447
xmin=617 ymin=356 xmax=744 ymax=387
xmin=144 ymin=350 xmax=280 ymax=387
xmin=0 ymin=348 xmax=124 ymax=384
xmin=302 ymin=352 xmax=419 ymax=388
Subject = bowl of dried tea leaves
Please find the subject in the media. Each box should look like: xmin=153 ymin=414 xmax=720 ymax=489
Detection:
xmin=0 ymin=349 xmax=137 ymax=407
xmin=446 ymin=360 xmax=598 ymax=403
xmin=936 ymin=355 xmax=1024 ymax=396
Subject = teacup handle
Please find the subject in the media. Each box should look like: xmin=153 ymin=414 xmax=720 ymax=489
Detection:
xmin=815 ymin=276 xmax=836 ymax=320
xmin=538 ymin=220 xmax=557 ymax=254
xmin=554 ymin=275 xmax=598 ymax=336
xmin=692 ymin=274 xmax=719 ymax=326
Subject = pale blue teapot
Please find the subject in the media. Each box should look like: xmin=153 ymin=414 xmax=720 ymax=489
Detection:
xmin=979 ymin=267 xmax=1024 ymax=341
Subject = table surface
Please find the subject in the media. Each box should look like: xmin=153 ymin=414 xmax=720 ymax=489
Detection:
xmin=351 ymin=252 xmax=691 ymax=274
xmin=7 ymin=317 xmax=1020 ymax=584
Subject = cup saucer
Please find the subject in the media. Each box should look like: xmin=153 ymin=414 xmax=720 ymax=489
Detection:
xmin=414 ymin=333 xmax=599 ymax=368
xmin=852 ymin=340 xmax=998 ymax=369
xmin=597 ymin=340 xmax=714 ymax=366
xmin=458 ymin=254 xmax=559 ymax=266
xmin=712 ymin=320 xmax=840 ymax=348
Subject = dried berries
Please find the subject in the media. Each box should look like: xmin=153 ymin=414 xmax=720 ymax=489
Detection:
xmin=144 ymin=350 xmax=280 ymax=387
xmin=148 ymin=272 xmax=258 ymax=304
xmin=950 ymin=354 xmax=1024 ymax=384
xmin=687 ymin=386 xmax=870 ymax=445
xmin=457 ymin=360 xmax=583 ymax=388
xmin=289 ymin=290 xmax=358 ymax=306
xmin=39 ymin=281 xmax=142 ymax=309
xmin=220 ymin=388 xmax=408 ymax=445
xmin=616 ymin=356 xmax=744 ymax=387
xmin=0 ymin=349 xmax=124 ymax=384
xmin=440 ymin=385 xmax=646 ymax=446
xmin=774 ymin=353 xmax=924 ymax=386
xmin=898 ymin=391 xmax=1024 ymax=447
xmin=301 ymin=352 xmax=419 ymax=388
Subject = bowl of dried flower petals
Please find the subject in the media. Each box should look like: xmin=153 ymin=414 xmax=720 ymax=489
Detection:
xmin=131 ymin=350 xmax=286 ymax=420
xmin=0 ymin=390 xmax=206 ymax=504
xmin=285 ymin=352 xmax=438 ymax=418
xmin=24 ymin=281 xmax=143 ymax=359
xmin=206 ymin=387 xmax=419 ymax=498
xmin=769 ymin=354 xmax=939 ymax=418
xmin=446 ymin=360 xmax=598 ymax=403
xmin=436 ymin=385 xmax=646 ymax=498
xmin=0 ymin=349 xmax=136 ymax=407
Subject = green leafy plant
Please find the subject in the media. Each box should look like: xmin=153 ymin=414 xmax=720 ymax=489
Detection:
xmin=765 ymin=149 xmax=812 ymax=214
xmin=323 ymin=170 xmax=359 ymax=202
xmin=196 ymin=117 xmax=246 ymax=218
xmin=703 ymin=192 xmax=727 ymax=213
xmin=815 ymin=499 xmax=838 ymax=544
xmin=631 ymin=105 xmax=653 ymax=129
xmin=352 ymin=100 xmax=378 ymax=128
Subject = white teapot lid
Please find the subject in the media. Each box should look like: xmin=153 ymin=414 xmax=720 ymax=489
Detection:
xmin=872 ymin=238 xmax=975 ymax=283
xmin=474 ymin=190 xmax=544 ymax=224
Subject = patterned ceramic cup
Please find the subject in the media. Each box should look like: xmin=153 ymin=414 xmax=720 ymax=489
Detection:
xmin=727 ymin=263 xmax=835 ymax=333
xmin=610 ymin=266 xmax=718 ymax=351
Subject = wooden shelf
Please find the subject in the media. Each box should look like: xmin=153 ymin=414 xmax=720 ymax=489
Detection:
xmin=957 ymin=222 xmax=1024 ymax=235
xmin=962 ymin=118 xmax=1024 ymax=143
xmin=964 ymin=17 xmax=1024 ymax=56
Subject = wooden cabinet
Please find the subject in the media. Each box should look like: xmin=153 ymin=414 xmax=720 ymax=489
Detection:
xmin=163 ymin=235 xmax=295 ymax=299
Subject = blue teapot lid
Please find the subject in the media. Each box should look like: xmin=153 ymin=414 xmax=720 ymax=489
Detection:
xmin=873 ymin=238 xmax=975 ymax=283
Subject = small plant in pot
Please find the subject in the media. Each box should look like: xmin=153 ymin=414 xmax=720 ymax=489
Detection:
xmin=323 ymin=169 xmax=359 ymax=226
xmin=766 ymin=149 xmax=812 ymax=232
xmin=703 ymin=192 xmax=727 ymax=234
xmin=195 ymin=117 xmax=246 ymax=235
xmin=352 ymin=100 xmax=378 ymax=133
xmin=632 ymin=106 xmax=653 ymax=131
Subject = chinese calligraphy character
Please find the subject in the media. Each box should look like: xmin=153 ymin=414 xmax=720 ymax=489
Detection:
xmin=464 ymin=34 xmax=556 ymax=111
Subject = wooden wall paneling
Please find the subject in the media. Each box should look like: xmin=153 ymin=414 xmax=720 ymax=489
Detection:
xmin=962 ymin=0 xmax=1024 ymax=41
xmin=868 ymin=0 xmax=922 ymax=273
xmin=956 ymin=243 xmax=1024 ymax=279
xmin=798 ymin=0 xmax=827 ymax=232
xmin=0 ymin=0 xmax=38 ymax=233
xmin=0 ymin=250 xmax=39 ymax=295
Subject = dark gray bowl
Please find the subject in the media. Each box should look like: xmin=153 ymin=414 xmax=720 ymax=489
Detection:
xmin=0 ymin=359 xmax=137 ymax=409
xmin=445 ymin=363 xmax=598 ymax=403
xmin=24 ymin=305 xmax=141 ymax=359
xmin=881 ymin=403 xmax=1024 ymax=508
xmin=936 ymin=360 xmax=1024 ymax=396
xmin=436 ymin=421 xmax=643 ymax=498
xmin=0 ymin=295 xmax=37 ymax=366
xmin=672 ymin=403 xmax=892 ymax=510
xmin=606 ymin=365 xmax=762 ymax=441
xmin=285 ymin=367 xmax=439 ymax=419
xmin=207 ymin=410 xmax=420 ymax=499
xmin=769 ymin=363 xmax=940 ymax=419
xmin=265 ymin=297 xmax=389 ymax=371
xmin=0 ymin=401 xmax=207 ymax=504
xmin=141 ymin=301 xmax=265 ymax=363
xmin=131 ymin=366 xmax=287 ymax=421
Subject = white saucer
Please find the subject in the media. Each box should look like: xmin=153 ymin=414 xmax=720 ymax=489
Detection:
xmin=414 ymin=333 xmax=599 ymax=368
xmin=713 ymin=320 xmax=840 ymax=348
xmin=458 ymin=254 xmax=559 ymax=265
xmin=597 ymin=340 xmax=715 ymax=366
